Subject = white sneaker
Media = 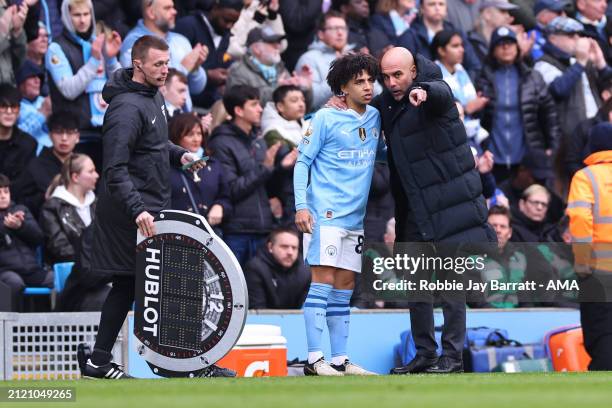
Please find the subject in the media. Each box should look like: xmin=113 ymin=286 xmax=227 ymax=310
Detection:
xmin=304 ymin=357 xmax=344 ymax=376
xmin=332 ymin=360 xmax=378 ymax=376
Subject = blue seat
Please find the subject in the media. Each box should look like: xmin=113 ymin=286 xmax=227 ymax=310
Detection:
xmin=23 ymin=287 xmax=52 ymax=295
xmin=53 ymin=262 xmax=74 ymax=293
xmin=22 ymin=262 xmax=74 ymax=297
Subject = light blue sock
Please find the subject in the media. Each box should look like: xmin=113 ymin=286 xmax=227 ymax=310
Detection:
xmin=303 ymin=283 xmax=332 ymax=361
xmin=327 ymin=288 xmax=352 ymax=363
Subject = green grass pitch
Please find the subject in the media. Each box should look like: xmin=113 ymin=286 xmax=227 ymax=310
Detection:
xmin=3 ymin=372 xmax=612 ymax=408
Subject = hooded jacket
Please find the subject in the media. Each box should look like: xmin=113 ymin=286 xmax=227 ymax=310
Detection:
xmin=244 ymin=246 xmax=310 ymax=309
xmin=208 ymin=122 xmax=275 ymax=236
xmin=372 ymin=54 xmax=494 ymax=243
xmin=260 ymin=103 xmax=308 ymax=223
xmin=261 ymin=102 xmax=309 ymax=147
xmin=46 ymin=0 xmax=121 ymax=131
xmin=509 ymin=205 xmax=560 ymax=244
xmin=40 ymin=185 xmax=96 ymax=263
xmin=90 ymin=68 xmax=187 ymax=276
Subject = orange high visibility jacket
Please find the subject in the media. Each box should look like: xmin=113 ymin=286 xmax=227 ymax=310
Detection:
xmin=566 ymin=150 xmax=612 ymax=271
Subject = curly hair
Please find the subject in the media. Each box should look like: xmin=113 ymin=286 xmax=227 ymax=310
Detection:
xmin=326 ymin=53 xmax=380 ymax=96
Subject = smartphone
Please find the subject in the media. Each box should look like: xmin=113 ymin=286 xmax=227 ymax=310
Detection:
xmin=181 ymin=156 xmax=209 ymax=171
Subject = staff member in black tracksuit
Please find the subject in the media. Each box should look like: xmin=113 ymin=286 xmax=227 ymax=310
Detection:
xmin=81 ymin=35 xmax=211 ymax=379
xmin=374 ymin=48 xmax=497 ymax=374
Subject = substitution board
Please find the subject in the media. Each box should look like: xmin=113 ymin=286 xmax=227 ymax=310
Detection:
xmin=134 ymin=210 xmax=248 ymax=377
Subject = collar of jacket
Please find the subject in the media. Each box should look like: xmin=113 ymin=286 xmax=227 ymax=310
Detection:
xmin=218 ymin=121 xmax=259 ymax=142
xmin=467 ymin=30 xmax=487 ymax=46
xmin=584 ymin=150 xmax=612 ymax=165
xmin=258 ymin=245 xmax=297 ymax=273
xmin=512 ymin=205 xmax=547 ymax=231
xmin=308 ymin=40 xmax=353 ymax=55
xmin=2 ymin=126 xmax=22 ymax=146
xmin=542 ymin=42 xmax=572 ymax=64
xmin=38 ymin=146 xmax=63 ymax=165
xmin=484 ymin=59 xmax=532 ymax=77
xmin=412 ymin=16 xmax=454 ymax=42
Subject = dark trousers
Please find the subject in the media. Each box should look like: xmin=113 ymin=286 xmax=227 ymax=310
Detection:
xmin=92 ymin=276 xmax=135 ymax=364
xmin=581 ymin=301 xmax=612 ymax=371
xmin=409 ymin=299 xmax=466 ymax=360
xmin=398 ymin=240 xmax=467 ymax=361
xmin=224 ymin=234 xmax=266 ymax=267
xmin=0 ymin=270 xmax=54 ymax=311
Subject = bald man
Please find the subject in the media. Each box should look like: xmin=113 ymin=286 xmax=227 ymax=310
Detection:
xmin=370 ymin=48 xmax=496 ymax=374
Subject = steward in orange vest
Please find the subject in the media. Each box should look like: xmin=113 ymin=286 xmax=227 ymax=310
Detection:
xmin=566 ymin=122 xmax=612 ymax=371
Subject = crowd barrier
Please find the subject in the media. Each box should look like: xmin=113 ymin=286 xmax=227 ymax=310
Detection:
xmin=0 ymin=308 xmax=581 ymax=379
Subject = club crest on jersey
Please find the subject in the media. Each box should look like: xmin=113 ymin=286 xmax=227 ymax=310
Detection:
xmin=305 ymin=126 xmax=313 ymax=137
xmin=301 ymin=137 xmax=310 ymax=145
xmin=358 ymin=127 xmax=367 ymax=142
xmin=371 ymin=128 xmax=379 ymax=139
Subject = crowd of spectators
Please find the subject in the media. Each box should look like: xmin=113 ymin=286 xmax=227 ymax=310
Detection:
xmin=1 ymin=0 xmax=612 ymax=311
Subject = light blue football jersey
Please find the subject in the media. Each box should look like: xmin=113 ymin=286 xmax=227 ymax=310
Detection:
xmin=294 ymin=106 xmax=385 ymax=230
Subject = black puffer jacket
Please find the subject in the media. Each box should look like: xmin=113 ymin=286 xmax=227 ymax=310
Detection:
xmin=0 ymin=127 xmax=37 ymax=184
xmin=90 ymin=69 xmax=186 ymax=276
xmin=0 ymin=203 xmax=46 ymax=281
xmin=364 ymin=163 xmax=394 ymax=242
xmin=208 ymin=122 xmax=275 ymax=235
xmin=372 ymin=54 xmax=495 ymax=243
xmin=244 ymin=246 xmax=310 ymax=309
xmin=477 ymin=61 xmax=561 ymax=152
xmin=509 ymin=206 xmax=561 ymax=243
xmin=39 ymin=194 xmax=96 ymax=264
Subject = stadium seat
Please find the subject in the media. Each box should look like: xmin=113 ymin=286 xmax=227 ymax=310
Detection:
xmin=23 ymin=287 xmax=52 ymax=295
xmin=21 ymin=262 xmax=74 ymax=311
xmin=53 ymin=262 xmax=75 ymax=293
xmin=21 ymin=286 xmax=52 ymax=312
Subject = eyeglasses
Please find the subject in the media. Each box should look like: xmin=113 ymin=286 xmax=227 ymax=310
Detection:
xmin=0 ymin=105 xmax=19 ymax=113
xmin=526 ymin=199 xmax=549 ymax=209
xmin=324 ymin=26 xmax=348 ymax=33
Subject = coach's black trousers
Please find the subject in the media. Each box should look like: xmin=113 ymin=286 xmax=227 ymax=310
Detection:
xmin=92 ymin=276 xmax=135 ymax=365
xmin=401 ymin=241 xmax=467 ymax=361
xmin=409 ymin=299 xmax=466 ymax=360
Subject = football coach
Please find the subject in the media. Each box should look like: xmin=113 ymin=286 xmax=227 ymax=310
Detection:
xmin=374 ymin=48 xmax=496 ymax=374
